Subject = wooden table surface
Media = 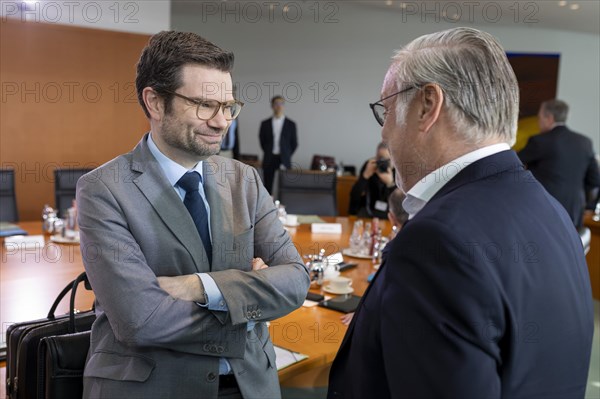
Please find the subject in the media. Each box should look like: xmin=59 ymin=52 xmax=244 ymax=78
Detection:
xmin=0 ymin=217 xmax=387 ymax=396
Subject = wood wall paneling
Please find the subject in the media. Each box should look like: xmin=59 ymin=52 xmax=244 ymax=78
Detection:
xmin=0 ymin=19 xmax=150 ymax=220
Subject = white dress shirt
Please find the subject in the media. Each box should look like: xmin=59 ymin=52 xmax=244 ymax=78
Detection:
xmin=271 ymin=115 xmax=285 ymax=155
xmin=403 ymin=143 xmax=511 ymax=220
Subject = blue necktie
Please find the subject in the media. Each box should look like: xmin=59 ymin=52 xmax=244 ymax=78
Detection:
xmin=177 ymin=172 xmax=212 ymax=266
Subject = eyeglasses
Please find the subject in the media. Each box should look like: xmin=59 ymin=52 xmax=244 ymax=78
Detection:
xmin=369 ymin=86 xmax=418 ymax=127
xmin=164 ymin=90 xmax=244 ymax=121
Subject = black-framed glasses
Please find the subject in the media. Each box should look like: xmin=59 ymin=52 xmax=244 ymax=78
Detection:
xmin=369 ymin=86 xmax=418 ymax=127
xmin=164 ymin=90 xmax=244 ymax=121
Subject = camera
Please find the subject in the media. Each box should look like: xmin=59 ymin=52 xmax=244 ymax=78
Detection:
xmin=376 ymin=158 xmax=390 ymax=173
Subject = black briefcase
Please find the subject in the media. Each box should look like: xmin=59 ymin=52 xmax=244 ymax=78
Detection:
xmin=5 ymin=272 xmax=95 ymax=399
xmin=37 ymin=330 xmax=91 ymax=399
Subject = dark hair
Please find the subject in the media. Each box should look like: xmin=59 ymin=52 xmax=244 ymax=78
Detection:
xmin=271 ymin=95 xmax=285 ymax=106
xmin=136 ymin=31 xmax=234 ymax=118
xmin=376 ymin=142 xmax=388 ymax=152
xmin=541 ymin=99 xmax=569 ymax=123
xmin=388 ymin=189 xmax=408 ymax=225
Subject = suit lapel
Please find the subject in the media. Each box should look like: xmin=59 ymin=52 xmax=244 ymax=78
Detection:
xmin=130 ymin=134 xmax=209 ymax=273
xmin=203 ymin=157 xmax=234 ymax=272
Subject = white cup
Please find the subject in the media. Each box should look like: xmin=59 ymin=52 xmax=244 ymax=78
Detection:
xmin=323 ymin=264 xmax=340 ymax=279
xmin=286 ymin=214 xmax=298 ymax=225
xmin=329 ymin=276 xmax=352 ymax=291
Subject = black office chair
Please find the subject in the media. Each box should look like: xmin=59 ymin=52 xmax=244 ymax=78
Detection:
xmin=278 ymin=170 xmax=337 ymax=216
xmin=0 ymin=168 xmax=18 ymax=222
xmin=54 ymin=168 xmax=92 ymax=217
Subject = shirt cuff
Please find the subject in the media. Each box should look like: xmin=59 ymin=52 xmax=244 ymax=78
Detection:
xmin=196 ymin=273 xmax=228 ymax=312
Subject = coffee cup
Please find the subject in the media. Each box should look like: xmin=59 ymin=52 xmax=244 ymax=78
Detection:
xmin=328 ymin=276 xmax=352 ymax=292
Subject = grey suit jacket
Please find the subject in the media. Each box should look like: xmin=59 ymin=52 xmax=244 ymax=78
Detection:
xmin=77 ymin=134 xmax=310 ymax=399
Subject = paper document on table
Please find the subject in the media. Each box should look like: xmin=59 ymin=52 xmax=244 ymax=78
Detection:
xmin=274 ymin=345 xmax=309 ymax=371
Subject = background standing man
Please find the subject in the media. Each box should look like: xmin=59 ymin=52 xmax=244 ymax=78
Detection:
xmin=519 ymin=99 xmax=600 ymax=228
xmin=259 ymin=95 xmax=298 ymax=194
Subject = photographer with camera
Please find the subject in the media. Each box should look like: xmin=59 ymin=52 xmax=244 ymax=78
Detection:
xmin=349 ymin=142 xmax=397 ymax=218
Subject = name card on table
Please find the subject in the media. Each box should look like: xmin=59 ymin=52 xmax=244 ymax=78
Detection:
xmin=311 ymin=223 xmax=342 ymax=234
xmin=4 ymin=235 xmax=45 ymax=250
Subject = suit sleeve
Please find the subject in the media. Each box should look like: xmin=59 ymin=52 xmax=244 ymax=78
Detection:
xmin=77 ymin=175 xmax=247 ymax=358
xmin=584 ymin=154 xmax=600 ymax=188
xmin=206 ymin=167 xmax=311 ymax=326
xmin=290 ymin=121 xmax=298 ymax=155
xmin=380 ymin=219 xmax=503 ymax=398
xmin=259 ymin=121 xmax=266 ymax=152
xmin=518 ymin=136 xmax=542 ymax=167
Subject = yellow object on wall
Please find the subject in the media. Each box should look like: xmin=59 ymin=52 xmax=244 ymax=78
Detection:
xmin=513 ymin=116 xmax=540 ymax=152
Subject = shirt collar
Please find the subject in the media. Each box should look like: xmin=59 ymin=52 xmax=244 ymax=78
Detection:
xmin=147 ymin=132 xmax=204 ymax=187
xmin=403 ymin=142 xmax=510 ymax=219
xmin=273 ymin=115 xmax=285 ymax=121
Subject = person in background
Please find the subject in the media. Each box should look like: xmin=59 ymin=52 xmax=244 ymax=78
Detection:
xmin=328 ymin=27 xmax=593 ymax=398
xmin=259 ymin=95 xmax=298 ymax=194
xmin=349 ymin=142 xmax=397 ymax=218
xmin=518 ymin=99 xmax=600 ymax=228
xmin=219 ymin=117 xmax=239 ymax=159
xmin=77 ymin=31 xmax=310 ymax=399
xmin=386 ymin=188 xmax=408 ymax=228
xmin=340 ymin=189 xmax=407 ymax=326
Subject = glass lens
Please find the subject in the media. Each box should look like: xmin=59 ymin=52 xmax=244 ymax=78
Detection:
xmin=196 ymin=100 xmax=220 ymax=120
xmin=373 ymin=103 xmax=386 ymax=126
xmin=224 ymin=102 xmax=242 ymax=120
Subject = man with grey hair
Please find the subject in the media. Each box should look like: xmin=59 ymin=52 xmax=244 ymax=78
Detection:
xmin=519 ymin=99 xmax=600 ymax=228
xmin=328 ymin=28 xmax=593 ymax=398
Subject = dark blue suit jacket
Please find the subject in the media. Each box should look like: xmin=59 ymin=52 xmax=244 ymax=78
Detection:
xmin=328 ymin=150 xmax=594 ymax=399
xmin=518 ymin=125 xmax=600 ymax=228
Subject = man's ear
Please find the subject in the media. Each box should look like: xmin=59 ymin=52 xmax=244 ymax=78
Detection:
xmin=142 ymin=87 xmax=165 ymax=121
xmin=417 ymin=83 xmax=444 ymax=134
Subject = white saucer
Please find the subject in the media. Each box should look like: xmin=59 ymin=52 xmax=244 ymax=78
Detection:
xmin=342 ymin=248 xmax=372 ymax=259
xmin=284 ymin=222 xmax=300 ymax=227
xmin=322 ymin=285 xmax=354 ymax=295
xmin=50 ymin=234 xmax=80 ymax=244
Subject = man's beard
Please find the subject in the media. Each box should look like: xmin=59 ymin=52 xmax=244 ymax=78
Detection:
xmin=161 ymin=112 xmax=225 ymax=158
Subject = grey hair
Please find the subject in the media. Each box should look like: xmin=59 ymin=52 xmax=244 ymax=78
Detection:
xmin=391 ymin=27 xmax=519 ymax=146
xmin=540 ymin=99 xmax=569 ymax=123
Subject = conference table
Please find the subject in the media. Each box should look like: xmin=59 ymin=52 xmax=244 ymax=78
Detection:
xmin=0 ymin=217 xmax=388 ymax=396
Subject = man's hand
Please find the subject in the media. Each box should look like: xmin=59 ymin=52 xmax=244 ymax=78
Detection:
xmin=252 ymin=257 xmax=269 ymax=270
xmin=157 ymin=275 xmax=205 ymax=303
xmin=340 ymin=312 xmax=355 ymax=326
xmin=376 ymin=166 xmax=395 ymax=187
xmin=362 ymin=158 xmax=378 ymax=180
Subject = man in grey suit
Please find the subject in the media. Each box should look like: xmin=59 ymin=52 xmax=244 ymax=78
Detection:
xmin=77 ymin=31 xmax=310 ymax=399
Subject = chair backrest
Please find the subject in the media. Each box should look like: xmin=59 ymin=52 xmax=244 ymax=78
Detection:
xmin=310 ymin=155 xmax=336 ymax=171
xmin=278 ymin=170 xmax=337 ymax=216
xmin=0 ymin=168 xmax=18 ymax=222
xmin=54 ymin=168 xmax=92 ymax=217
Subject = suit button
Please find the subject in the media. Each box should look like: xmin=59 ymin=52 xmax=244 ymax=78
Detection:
xmin=251 ymin=310 xmax=257 ymax=318
xmin=217 ymin=345 xmax=224 ymax=353
xmin=210 ymin=345 xmax=218 ymax=353
xmin=246 ymin=311 xmax=252 ymax=319
xmin=257 ymin=310 xmax=262 ymax=317
xmin=207 ymin=372 xmax=217 ymax=382
xmin=203 ymin=344 xmax=210 ymax=352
